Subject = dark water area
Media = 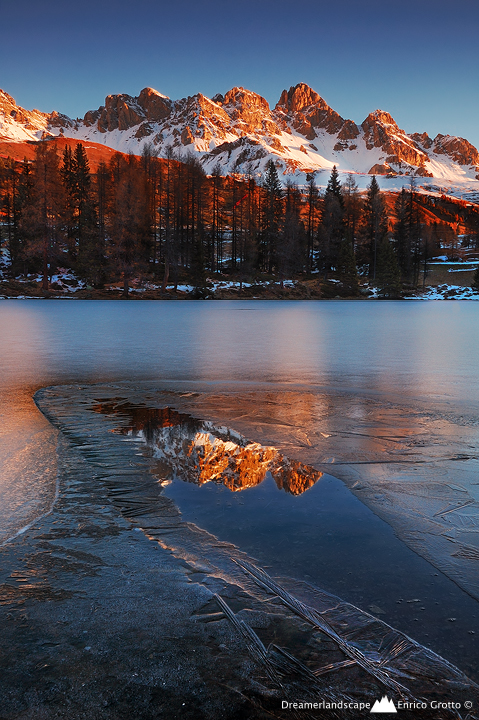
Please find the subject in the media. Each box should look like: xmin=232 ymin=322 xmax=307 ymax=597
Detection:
xmin=167 ymin=474 xmax=479 ymax=676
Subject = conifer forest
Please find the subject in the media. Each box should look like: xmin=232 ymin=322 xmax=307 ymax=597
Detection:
xmin=1 ymin=140 xmax=479 ymax=298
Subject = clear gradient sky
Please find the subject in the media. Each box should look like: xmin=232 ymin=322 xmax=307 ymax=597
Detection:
xmin=2 ymin=0 xmax=479 ymax=147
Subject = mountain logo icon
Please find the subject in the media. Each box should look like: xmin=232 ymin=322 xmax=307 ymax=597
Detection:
xmin=371 ymin=696 xmax=397 ymax=713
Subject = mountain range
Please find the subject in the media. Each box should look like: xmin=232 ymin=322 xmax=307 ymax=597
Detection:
xmin=1 ymin=83 xmax=478 ymax=196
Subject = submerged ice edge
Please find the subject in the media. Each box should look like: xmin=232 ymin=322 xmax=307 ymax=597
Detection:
xmin=31 ymin=384 xmax=479 ymax=712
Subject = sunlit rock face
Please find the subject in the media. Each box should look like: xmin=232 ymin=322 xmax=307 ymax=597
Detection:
xmin=4 ymin=82 xmax=478 ymax=183
xmin=89 ymin=88 xmax=173 ymax=133
xmin=368 ymin=162 xmax=393 ymax=175
xmin=91 ymin=402 xmax=322 ymax=496
xmin=432 ymin=133 xmax=479 ymax=167
xmin=0 ymin=89 xmax=72 ymax=141
xmin=137 ymin=87 xmax=172 ymax=123
xmin=97 ymin=94 xmax=145 ymax=132
xmin=361 ymin=110 xmax=429 ymax=167
xmin=275 ymin=83 xmax=349 ymax=138
xmin=221 ymin=87 xmax=275 ymax=135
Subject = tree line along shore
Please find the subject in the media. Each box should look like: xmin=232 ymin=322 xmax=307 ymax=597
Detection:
xmin=1 ymin=140 xmax=479 ymax=299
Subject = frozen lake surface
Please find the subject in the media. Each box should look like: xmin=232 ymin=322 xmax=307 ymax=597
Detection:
xmin=1 ymin=299 xmax=479 ymax=674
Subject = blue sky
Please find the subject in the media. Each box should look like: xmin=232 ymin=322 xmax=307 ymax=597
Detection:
xmin=2 ymin=0 xmax=479 ymax=147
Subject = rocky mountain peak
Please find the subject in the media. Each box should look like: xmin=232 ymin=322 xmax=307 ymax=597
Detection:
xmin=82 ymin=88 xmax=173 ymax=133
xmin=222 ymin=87 xmax=270 ymax=112
xmin=220 ymin=87 xmax=274 ymax=134
xmin=137 ymin=87 xmax=171 ymax=122
xmin=0 ymin=89 xmax=16 ymax=112
xmin=165 ymin=93 xmax=232 ymax=149
xmin=276 ymin=83 xmax=325 ymax=113
xmin=362 ymin=109 xmax=398 ymax=130
xmin=275 ymin=84 xmax=349 ymax=139
xmin=93 ymin=93 xmax=143 ymax=133
xmin=139 ymin=87 xmax=169 ymax=101
xmin=0 ymin=89 xmax=51 ymax=133
xmin=361 ymin=109 xmax=429 ymax=170
xmin=410 ymin=132 xmax=433 ymax=150
xmin=432 ymin=134 xmax=479 ymax=168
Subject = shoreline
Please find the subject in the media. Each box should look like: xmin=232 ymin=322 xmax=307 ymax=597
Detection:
xmin=1 ymin=286 xmax=478 ymax=300
xmin=2 ymin=259 xmax=479 ymax=301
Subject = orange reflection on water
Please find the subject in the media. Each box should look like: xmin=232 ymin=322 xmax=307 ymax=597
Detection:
xmin=91 ymin=400 xmax=323 ymax=496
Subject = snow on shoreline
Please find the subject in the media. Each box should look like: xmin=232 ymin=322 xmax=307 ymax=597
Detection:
xmin=2 ymin=282 xmax=479 ymax=300
xmin=404 ymin=284 xmax=479 ymax=300
xmin=2 ymin=267 xmax=479 ymax=300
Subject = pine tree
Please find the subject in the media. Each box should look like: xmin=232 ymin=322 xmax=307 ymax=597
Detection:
xmin=21 ymin=141 xmax=65 ymax=291
xmin=306 ymin=175 xmax=319 ymax=273
xmin=342 ymin=173 xmax=362 ymax=252
xmin=184 ymin=152 xmax=206 ymax=280
xmin=337 ymin=239 xmax=359 ymax=295
xmin=94 ymin=161 xmax=110 ymax=287
xmin=16 ymin=160 xmax=35 ymax=271
xmin=394 ymin=188 xmax=410 ymax=282
xmin=261 ymin=159 xmax=283 ymax=272
xmin=1 ymin=159 xmax=22 ymax=274
xmin=109 ymin=154 xmax=149 ymax=297
xmin=239 ymin=172 xmax=259 ymax=286
xmin=191 ymin=229 xmax=208 ymax=297
xmin=325 ymin=165 xmax=343 ymax=202
xmin=230 ymin=175 xmax=240 ymax=271
xmin=72 ymin=144 xmax=98 ymax=281
xmin=278 ymin=180 xmax=305 ymax=282
xmin=377 ymin=239 xmax=401 ymax=298
xmin=363 ymin=175 xmax=388 ymax=280
xmin=407 ymin=177 xmax=422 ymax=285
xmin=61 ymin=143 xmax=99 ymax=281
xmin=160 ymin=144 xmax=175 ymax=293
xmin=141 ymin=143 xmax=160 ymax=273
xmin=318 ymin=165 xmax=344 ymax=275
xmin=61 ymin=145 xmax=76 ymax=262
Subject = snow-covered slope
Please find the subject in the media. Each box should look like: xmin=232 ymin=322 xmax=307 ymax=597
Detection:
xmin=0 ymin=89 xmax=72 ymax=142
xmin=2 ymin=84 xmax=479 ymax=196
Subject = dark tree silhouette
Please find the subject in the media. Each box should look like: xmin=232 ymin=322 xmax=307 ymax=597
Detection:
xmin=363 ymin=175 xmax=388 ymax=280
xmin=318 ymin=165 xmax=344 ymax=275
xmin=261 ymin=159 xmax=283 ymax=272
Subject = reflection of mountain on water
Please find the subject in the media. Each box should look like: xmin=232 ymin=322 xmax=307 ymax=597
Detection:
xmin=92 ymin=401 xmax=322 ymax=496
